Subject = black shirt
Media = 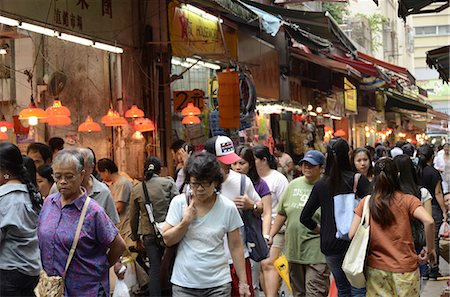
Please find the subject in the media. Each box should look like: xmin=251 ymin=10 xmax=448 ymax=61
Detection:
xmin=300 ymin=171 xmax=371 ymax=256
xmin=419 ymin=165 xmax=442 ymax=207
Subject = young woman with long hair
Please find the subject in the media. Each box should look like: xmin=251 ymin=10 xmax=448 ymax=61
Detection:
xmin=351 ymin=147 xmax=374 ymax=183
xmin=301 ymin=137 xmax=371 ymax=296
xmin=349 ymin=158 xmax=435 ymax=296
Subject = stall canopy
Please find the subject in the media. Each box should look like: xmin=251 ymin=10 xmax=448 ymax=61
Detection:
xmin=239 ymin=0 xmax=358 ymax=54
xmin=426 ymin=45 xmax=449 ymax=84
xmin=188 ymin=0 xmax=258 ymax=25
xmin=384 ymin=90 xmax=429 ymax=113
xmin=397 ymin=0 xmax=449 ymax=20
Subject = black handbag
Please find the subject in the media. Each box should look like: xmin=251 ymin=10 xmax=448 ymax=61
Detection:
xmin=239 ymin=174 xmax=269 ymax=262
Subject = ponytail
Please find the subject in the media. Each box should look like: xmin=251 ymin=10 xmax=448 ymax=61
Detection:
xmin=144 ymin=156 xmax=161 ymax=181
xmin=145 ymin=164 xmax=155 ymax=181
xmin=370 ymin=158 xmax=398 ymax=226
xmin=19 ymin=165 xmax=42 ymax=211
xmin=267 ymin=154 xmax=277 ymax=170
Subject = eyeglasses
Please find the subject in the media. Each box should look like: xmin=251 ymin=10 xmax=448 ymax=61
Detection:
xmin=52 ymin=173 xmax=78 ymax=182
xmin=189 ymin=181 xmax=213 ymax=190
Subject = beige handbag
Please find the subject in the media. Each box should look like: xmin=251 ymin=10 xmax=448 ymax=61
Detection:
xmin=35 ymin=197 xmax=91 ymax=297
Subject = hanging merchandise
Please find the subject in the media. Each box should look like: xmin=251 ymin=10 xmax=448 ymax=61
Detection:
xmin=217 ymin=70 xmax=240 ymax=129
xmin=209 ymin=110 xmax=226 ymax=136
xmin=239 ymin=72 xmax=257 ymax=131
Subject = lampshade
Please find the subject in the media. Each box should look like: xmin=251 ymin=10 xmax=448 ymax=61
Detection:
xmin=19 ymin=102 xmax=47 ymax=120
xmin=47 ymin=115 xmax=72 ymax=126
xmin=134 ymin=118 xmax=155 ymax=132
xmin=334 ymin=129 xmax=346 ymax=137
xmin=181 ymin=103 xmax=201 ymax=116
xmin=101 ymin=109 xmax=116 ymax=124
xmin=45 ymin=100 xmax=71 ymax=117
xmin=101 ymin=110 xmax=128 ymax=126
xmin=0 ymin=116 xmax=13 ymax=133
xmin=0 ymin=131 xmax=8 ymax=140
xmin=125 ymin=105 xmax=144 ymax=118
xmin=182 ymin=115 xmax=201 ymax=125
xmin=78 ymin=116 xmax=101 ymax=132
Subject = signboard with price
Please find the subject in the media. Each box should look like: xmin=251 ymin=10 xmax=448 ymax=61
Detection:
xmin=173 ymin=89 xmax=205 ymax=113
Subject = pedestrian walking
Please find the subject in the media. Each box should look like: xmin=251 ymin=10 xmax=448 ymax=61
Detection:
xmin=270 ymin=150 xmax=330 ymax=297
xmin=38 ymin=149 xmax=126 ymax=296
xmin=163 ymin=151 xmax=251 ymax=297
xmin=300 ymin=137 xmax=371 ymax=297
xmin=349 ymin=157 xmax=436 ymax=296
xmin=0 ymin=142 xmax=42 ymax=296
xmin=129 ymin=156 xmax=179 ymax=296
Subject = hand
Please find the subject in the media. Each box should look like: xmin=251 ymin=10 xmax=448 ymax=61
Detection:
xmin=182 ymin=200 xmax=196 ymax=225
xmin=135 ymin=240 xmax=145 ymax=252
xmin=114 ymin=262 xmax=126 ymax=280
xmin=238 ymin=282 xmax=251 ymax=297
xmin=267 ymin=237 xmax=273 ymax=247
xmin=443 ymin=211 xmax=449 ymax=223
xmin=234 ymin=195 xmax=252 ymax=210
xmin=444 ymin=194 xmax=450 ymax=212
xmin=179 ymin=147 xmax=190 ymax=164
xmin=427 ymin=249 xmax=437 ymax=266
xmin=417 ymin=248 xmax=427 ymax=265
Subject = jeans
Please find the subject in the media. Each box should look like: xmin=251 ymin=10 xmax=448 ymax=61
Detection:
xmin=325 ymin=254 xmax=366 ymax=297
xmin=431 ymin=204 xmax=443 ymax=272
xmin=143 ymin=234 xmax=165 ymax=297
xmin=0 ymin=269 xmax=39 ymax=297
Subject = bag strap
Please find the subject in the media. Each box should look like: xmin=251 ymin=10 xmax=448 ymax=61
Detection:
xmin=239 ymin=174 xmax=246 ymax=196
xmin=353 ymin=173 xmax=361 ymax=195
xmin=63 ymin=196 xmax=91 ymax=276
xmin=142 ymin=181 xmax=161 ymax=236
xmin=361 ymin=195 xmax=371 ymax=227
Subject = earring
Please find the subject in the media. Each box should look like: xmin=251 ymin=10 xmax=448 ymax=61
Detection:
xmin=3 ymin=174 xmax=9 ymax=180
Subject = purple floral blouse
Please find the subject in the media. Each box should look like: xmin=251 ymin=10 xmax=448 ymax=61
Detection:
xmin=38 ymin=190 xmax=118 ymax=296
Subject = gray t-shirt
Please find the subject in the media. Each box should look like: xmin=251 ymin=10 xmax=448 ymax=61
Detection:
xmin=166 ymin=193 xmax=243 ymax=289
xmin=0 ymin=184 xmax=41 ymax=275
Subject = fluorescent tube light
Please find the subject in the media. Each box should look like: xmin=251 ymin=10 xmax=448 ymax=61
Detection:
xmin=0 ymin=16 xmax=19 ymax=27
xmin=58 ymin=33 xmax=93 ymax=46
xmin=19 ymin=22 xmax=58 ymax=36
xmin=93 ymin=42 xmax=123 ymax=54
xmin=185 ymin=58 xmax=220 ymax=70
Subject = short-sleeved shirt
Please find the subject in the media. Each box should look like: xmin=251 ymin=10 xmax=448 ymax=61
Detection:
xmin=254 ymin=178 xmax=271 ymax=198
xmin=261 ymin=169 xmax=289 ymax=221
xmin=165 ymin=194 xmax=243 ymax=289
xmin=420 ymin=165 xmax=442 ymax=206
xmin=278 ymin=176 xmax=325 ymax=264
xmin=110 ymin=175 xmax=133 ymax=244
xmin=354 ymin=192 xmax=422 ymax=273
xmin=0 ymin=184 xmax=41 ymax=275
xmin=221 ymin=170 xmax=261 ymax=261
xmin=39 ymin=191 xmax=118 ymax=296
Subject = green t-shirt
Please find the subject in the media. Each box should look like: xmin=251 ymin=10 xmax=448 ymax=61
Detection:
xmin=277 ymin=176 xmax=325 ymax=264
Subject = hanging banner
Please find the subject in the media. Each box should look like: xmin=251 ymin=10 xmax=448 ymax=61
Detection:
xmin=344 ymin=77 xmax=357 ymax=112
xmin=168 ymin=2 xmax=237 ymax=58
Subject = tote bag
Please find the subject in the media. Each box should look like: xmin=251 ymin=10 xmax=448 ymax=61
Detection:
xmin=333 ymin=174 xmax=360 ymax=240
xmin=342 ymin=195 xmax=370 ymax=289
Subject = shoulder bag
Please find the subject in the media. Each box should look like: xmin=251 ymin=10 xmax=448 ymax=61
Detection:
xmin=240 ymin=174 xmax=269 ymax=262
xmin=142 ymin=181 xmax=167 ymax=248
xmin=333 ymin=173 xmax=361 ymax=240
xmin=35 ymin=197 xmax=91 ymax=297
xmin=342 ymin=195 xmax=371 ymax=289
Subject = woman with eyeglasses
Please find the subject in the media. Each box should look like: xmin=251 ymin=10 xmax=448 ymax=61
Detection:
xmin=129 ymin=156 xmax=179 ymax=296
xmin=0 ymin=142 xmax=42 ymax=296
xmin=38 ymin=149 xmax=126 ymax=296
xmin=163 ymin=151 xmax=251 ymax=297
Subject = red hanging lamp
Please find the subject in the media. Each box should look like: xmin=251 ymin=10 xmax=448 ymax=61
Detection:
xmin=0 ymin=131 xmax=8 ymax=140
xmin=134 ymin=118 xmax=155 ymax=132
xmin=0 ymin=115 xmax=13 ymax=133
xmin=45 ymin=99 xmax=71 ymax=117
xmin=182 ymin=115 xmax=201 ymax=125
xmin=181 ymin=103 xmax=201 ymax=116
xmin=125 ymin=105 xmax=144 ymax=118
xmin=47 ymin=115 xmax=72 ymax=126
xmin=78 ymin=116 xmax=101 ymax=132
xmin=19 ymin=96 xmax=47 ymax=126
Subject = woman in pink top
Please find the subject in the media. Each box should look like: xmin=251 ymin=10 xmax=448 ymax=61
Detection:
xmin=349 ymin=158 xmax=435 ymax=296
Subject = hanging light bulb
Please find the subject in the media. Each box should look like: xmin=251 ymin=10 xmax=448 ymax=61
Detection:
xmin=181 ymin=103 xmax=201 ymax=116
xmin=125 ymin=105 xmax=144 ymax=118
xmin=78 ymin=116 xmax=101 ymax=132
xmin=0 ymin=116 xmax=13 ymax=132
xmin=316 ymin=106 xmax=323 ymax=113
xmin=28 ymin=117 xmax=39 ymax=126
xmin=0 ymin=131 xmax=7 ymax=140
xmin=19 ymin=96 xmax=47 ymax=122
xmin=307 ymin=104 xmax=313 ymax=111
xmin=182 ymin=115 xmax=201 ymax=125
xmin=131 ymin=131 xmax=144 ymax=140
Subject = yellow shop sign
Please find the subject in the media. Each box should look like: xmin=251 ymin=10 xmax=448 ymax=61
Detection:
xmin=344 ymin=77 xmax=357 ymax=112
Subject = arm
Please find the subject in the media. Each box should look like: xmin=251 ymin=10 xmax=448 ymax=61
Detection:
xmin=261 ymin=194 xmax=272 ymax=236
xmin=423 ymin=199 xmax=432 ymax=216
xmin=287 ymin=160 xmax=294 ymax=174
xmin=435 ymin=182 xmax=448 ymax=222
xmin=300 ymin=186 xmax=321 ymax=231
xmin=413 ymin=206 xmax=436 ymax=265
xmin=162 ymin=200 xmax=196 ymax=247
xmin=227 ymin=228 xmax=251 ymax=297
xmin=129 ymin=190 xmax=140 ymax=242
xmin=349 ymin=214 xmax=362 ymax=240
xmin=107 ymin=234 xmax=126 ymax=267
xmin=268 ymin=214 xmax=286 ymax=244
xmin=116 ymin=201 xmax=127 ymax=216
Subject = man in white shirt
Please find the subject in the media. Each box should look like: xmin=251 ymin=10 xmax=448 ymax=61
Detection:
xmin=274 ymin=143 xmax=294 ymax=181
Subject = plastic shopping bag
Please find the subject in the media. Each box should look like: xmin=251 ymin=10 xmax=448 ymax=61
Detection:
xmin=273 ymin=254 xmax=292 ymax=292
xmin=112 ymin=280 xmax=130 ymax=297
xmin=439 ymin=222 xmax=450 ymax=238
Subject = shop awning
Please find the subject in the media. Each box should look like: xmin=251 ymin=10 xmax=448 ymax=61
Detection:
xmin=426 ymin=45 xmax=449 ymax=84
xmin=290 ymin=48 xmax=360 ymax=76
xmin=188 ymin=0 xmax=258 ymax=24
xmin=331 ymin=54 xmax=379 ymax=77
xmin=397 ymin=0 xmax=449 ymax=20
xmin=384 ymin=90 xmax=429 ymax=113
xmin=238 ymin=0 xmax=358 ymax=53
xmin=428 ymin=108 xmax=450 ymax=123
xmin=357 ymin=51 xmax=415 ymax=83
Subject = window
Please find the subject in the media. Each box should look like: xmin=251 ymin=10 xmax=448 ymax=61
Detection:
xmin=415 ymin=26 xmax=437 ymax=35
xmin=438 ymin=25 xmax=450 ymax=34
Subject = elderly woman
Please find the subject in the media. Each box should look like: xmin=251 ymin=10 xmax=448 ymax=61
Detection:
xmin=163 ymin=151 xmax=251 ymax=297
xmin=0 ymin=142 xmax=42 ymax=296
xmin=38 ymin=149 xmax=126 ymax=296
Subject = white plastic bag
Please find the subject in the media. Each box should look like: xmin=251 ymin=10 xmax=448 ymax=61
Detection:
xmin=112 ymin=280 xmax=130 ymax=297
xmin=439 ymin=221 xmax=450 ymax=239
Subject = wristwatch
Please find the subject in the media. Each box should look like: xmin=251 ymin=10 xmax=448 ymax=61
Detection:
xmin=263 ymin=234 xmax=271 ymax=241
xmin=253 ymin=203 xmax=257 ymax=210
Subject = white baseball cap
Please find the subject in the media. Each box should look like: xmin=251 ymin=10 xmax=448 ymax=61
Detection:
xmin=205 ymin=135 xmax=241 ymax=165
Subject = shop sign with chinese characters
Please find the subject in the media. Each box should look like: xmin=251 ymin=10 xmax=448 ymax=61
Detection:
xmin=173 ymin=89 xmax=205 ymax=113
xmin=0 ymin=0 xmax=133 ymax=46
xmin=344 ymin=77 xmax=357 ymax=112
